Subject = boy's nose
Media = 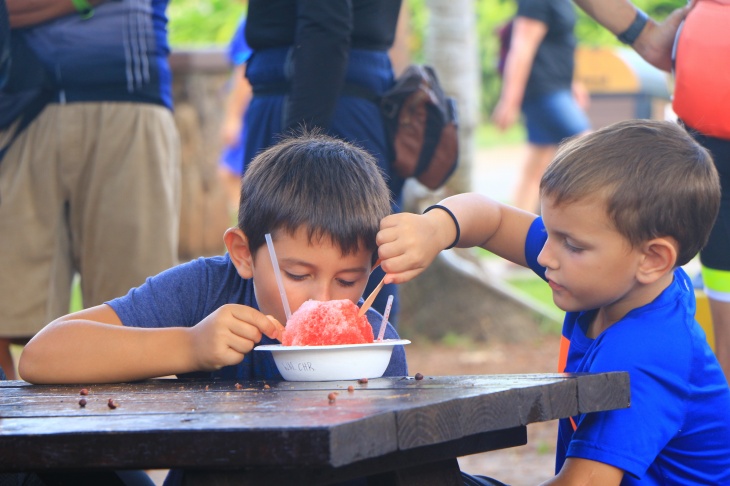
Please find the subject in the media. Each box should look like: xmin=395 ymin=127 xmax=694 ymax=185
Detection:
xmin=311 ymin=285 xmax=333 ymax=302
xmin=536 ymin=241 xmax=556 ymax=269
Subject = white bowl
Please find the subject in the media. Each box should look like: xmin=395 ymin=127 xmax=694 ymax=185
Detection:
xmin=254 ymin=339 xmax=410 ymax=381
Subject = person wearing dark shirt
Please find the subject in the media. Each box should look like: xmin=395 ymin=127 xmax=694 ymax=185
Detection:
xmin=492 ymin=0 xmax=590 ymax=213
xmin=242 ymin=0 xmax=403 ymax=325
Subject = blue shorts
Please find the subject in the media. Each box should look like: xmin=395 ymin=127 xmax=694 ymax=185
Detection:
xmin=522 ymin=88 xmax=590 ymax=145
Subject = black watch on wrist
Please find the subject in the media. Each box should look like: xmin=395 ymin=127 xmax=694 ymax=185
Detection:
xmin=617 ymin=9 xmax=649 ymax=45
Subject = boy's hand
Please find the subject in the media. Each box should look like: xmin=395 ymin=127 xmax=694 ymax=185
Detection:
xmin=188 ymin=304 xmax=285 ymax=371
xmin=377 ymin=212 xmax=451 ymax=285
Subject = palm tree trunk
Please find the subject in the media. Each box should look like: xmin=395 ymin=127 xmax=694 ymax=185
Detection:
xmin=425 ymin=0 xmax=480 ymax=195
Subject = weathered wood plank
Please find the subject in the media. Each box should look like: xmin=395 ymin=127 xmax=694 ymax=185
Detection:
xmin=0 ymin=373 xmax=629 ymax=473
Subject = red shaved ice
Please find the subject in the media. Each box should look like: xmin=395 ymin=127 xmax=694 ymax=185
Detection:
xmin=282 ymin=299 xmax=374 ymax=346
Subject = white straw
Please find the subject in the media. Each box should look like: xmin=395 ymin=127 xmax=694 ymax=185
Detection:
xmin=265 ymin=233 xmax=292 ymax=321
xmin=376 ymin=294 xmax=394 ymax=342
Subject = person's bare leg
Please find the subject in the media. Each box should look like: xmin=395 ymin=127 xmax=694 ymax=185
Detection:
xmin=709 ymin=299 xmax=730 ymax=383
xmin=511 ymin=144 xmax=557 ymax=213
xmin=217 ymin=166 xmax=242 ymax=219
xmin=0 ymin=338 xmax=17 ymax=380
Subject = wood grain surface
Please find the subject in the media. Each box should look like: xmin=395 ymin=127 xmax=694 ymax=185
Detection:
xmin=0 ymin=373 xmax=629 ymax=484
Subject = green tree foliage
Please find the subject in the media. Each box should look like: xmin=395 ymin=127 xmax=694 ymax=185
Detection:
xmin=167 ymin=0 xmax=246 ymax=47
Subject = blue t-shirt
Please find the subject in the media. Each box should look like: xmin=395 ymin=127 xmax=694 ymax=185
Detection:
xmin=107 ymin=254 xmax=408 ymax=381
xmin=525 ymin=218 xmax=730 ymax=484
xmin=19 ymin=0 xmax=173 ymax=108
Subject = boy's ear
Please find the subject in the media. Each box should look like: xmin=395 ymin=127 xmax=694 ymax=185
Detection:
xmin=636 ymin=237 xmax=678 ymax=284
xmin=224 ymin=228 xmax=255 ymax=279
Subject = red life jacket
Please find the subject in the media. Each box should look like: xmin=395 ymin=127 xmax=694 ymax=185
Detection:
xmin=673 ymin=0 xmax=730 ymax=139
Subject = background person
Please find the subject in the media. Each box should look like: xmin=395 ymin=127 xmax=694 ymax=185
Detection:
xmin=218 ymin=15 xmax=253 ymax=215
xmin=492 ymin=0 xmax=591 ymax=214
xmin=0 ymin=0 xmax=181 ymax=379
xmin=240 ymin=0 xmax=404 ymax=325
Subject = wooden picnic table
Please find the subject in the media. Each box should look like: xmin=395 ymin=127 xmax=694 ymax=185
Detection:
xmin=0 ymin=373 xmax=629 ymax=485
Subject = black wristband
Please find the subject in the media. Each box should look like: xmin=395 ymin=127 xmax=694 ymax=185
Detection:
xmin=423 ymin=204 xmax=460 ymax=250
xmin=617 ymin=9 xmax=649 ymax=45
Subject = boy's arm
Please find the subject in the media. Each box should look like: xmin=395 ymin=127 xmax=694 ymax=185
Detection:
xmin=377 ymin=193 xmax=536 ymax=284
xmin=18 ymin=303 xmax=284 ymax=384
xmin=540 ymin=457 xmax=623 ymax=486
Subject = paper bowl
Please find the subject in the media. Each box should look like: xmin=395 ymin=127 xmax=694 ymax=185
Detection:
xmin=254 ymin=339 xmax=410 ymax=381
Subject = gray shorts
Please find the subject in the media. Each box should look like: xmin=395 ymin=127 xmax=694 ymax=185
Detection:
xmin=0 ymin=102 xmax=181 ymax=338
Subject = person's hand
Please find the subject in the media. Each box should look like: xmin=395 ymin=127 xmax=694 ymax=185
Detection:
xmin=572 ymin=80 xmax=590 ymax=111
xmin=376 ymin=212 xmax=452 ymax=285
xmin=491 ymin=98 xmax=520 ymax=132
xmin=187 ymin=304 xmax=285 ymax=371
xmin=633 ymin=4 xmax=692 ymax=72
xmin=220 ymin=116 xmax=243 ymax=147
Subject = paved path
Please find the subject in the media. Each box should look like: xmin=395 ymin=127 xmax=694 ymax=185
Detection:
xmin=471 ymin=144 xmax=528 ymax=201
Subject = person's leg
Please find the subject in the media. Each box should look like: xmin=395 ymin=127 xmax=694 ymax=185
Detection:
xmin=218 ymin=140 xmax=245 ymax=218
xmin=511 ymin=144 xmax=557 ymax=213
xmin=692 ymin=129 xmax=730 ymax=382
xmin=519 ymin=89 xmax=591 ymax=213
xmin=73 ymin=103 xmax=180 ymax=307
xmin=709 ymin=298 xmax=730 ymax=381
xmin=218 ymin=165 xmax=243 ymax=216
xmin=0 ymin=338 xmax=15 ymax=379
xmin=0 ymin=106 xmax=75 ymax=358
xmin=0 ymin=337 xmax=28 ymax=379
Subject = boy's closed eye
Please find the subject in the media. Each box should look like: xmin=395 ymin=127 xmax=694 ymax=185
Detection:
xmin=284 ymin=271 xmax=358 ymax=288
xmin=563 ymin=239 xmax=584 ymax=253
xmin=285 ymin=272 xmax=308 ymax=282
xmin=336 ymin=278 xmax=357 ymax=288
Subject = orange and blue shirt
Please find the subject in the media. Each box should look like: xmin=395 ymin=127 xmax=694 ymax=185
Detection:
xmin=525 ymin=217 xmax=730 ymax=484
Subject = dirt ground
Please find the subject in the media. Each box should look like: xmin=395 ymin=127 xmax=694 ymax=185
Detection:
xmin=405 ymin=334 xmax=562 ymax=486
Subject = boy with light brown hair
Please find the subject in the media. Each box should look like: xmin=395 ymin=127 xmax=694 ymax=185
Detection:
xmin=377 ymin=119 xmax=730 ymax=485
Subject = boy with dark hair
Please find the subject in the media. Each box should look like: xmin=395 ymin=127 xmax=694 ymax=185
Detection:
xmin=19 ymin=132 xmax=407 ymax=385
xmin=377 ymin=119 xmax=730 ymax=485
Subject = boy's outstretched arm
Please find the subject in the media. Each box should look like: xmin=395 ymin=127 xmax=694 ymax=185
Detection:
xmin=540 ymin=458 xmax=623 ymax=486
xmin=377 ymin=193 xmax=536 ymax=285
xmin=18 ymin=304 xmax=284 ymax=384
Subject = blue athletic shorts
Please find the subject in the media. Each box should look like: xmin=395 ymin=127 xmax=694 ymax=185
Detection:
xmin=522 ymin=88 xmax=590 ymax=145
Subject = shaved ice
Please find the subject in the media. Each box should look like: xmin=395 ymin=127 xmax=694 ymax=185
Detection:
xmin=282 ymin=299 xmax=374 ymax=346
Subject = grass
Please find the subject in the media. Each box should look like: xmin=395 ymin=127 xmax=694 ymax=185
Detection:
xmin=474 ymin=122 xmax=526 ymax=149
xmin=505 ymin=276 xmax=563 ymax=335
xmin=505 ymin=275 xmax=556 ymax=311
xmin=440 ymin=331 xmax=479 ymax=349
xmin=476 ymin=248 xmax=563 ymax=334
xmin=70 ymin=277 xmax=82 ymax=313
